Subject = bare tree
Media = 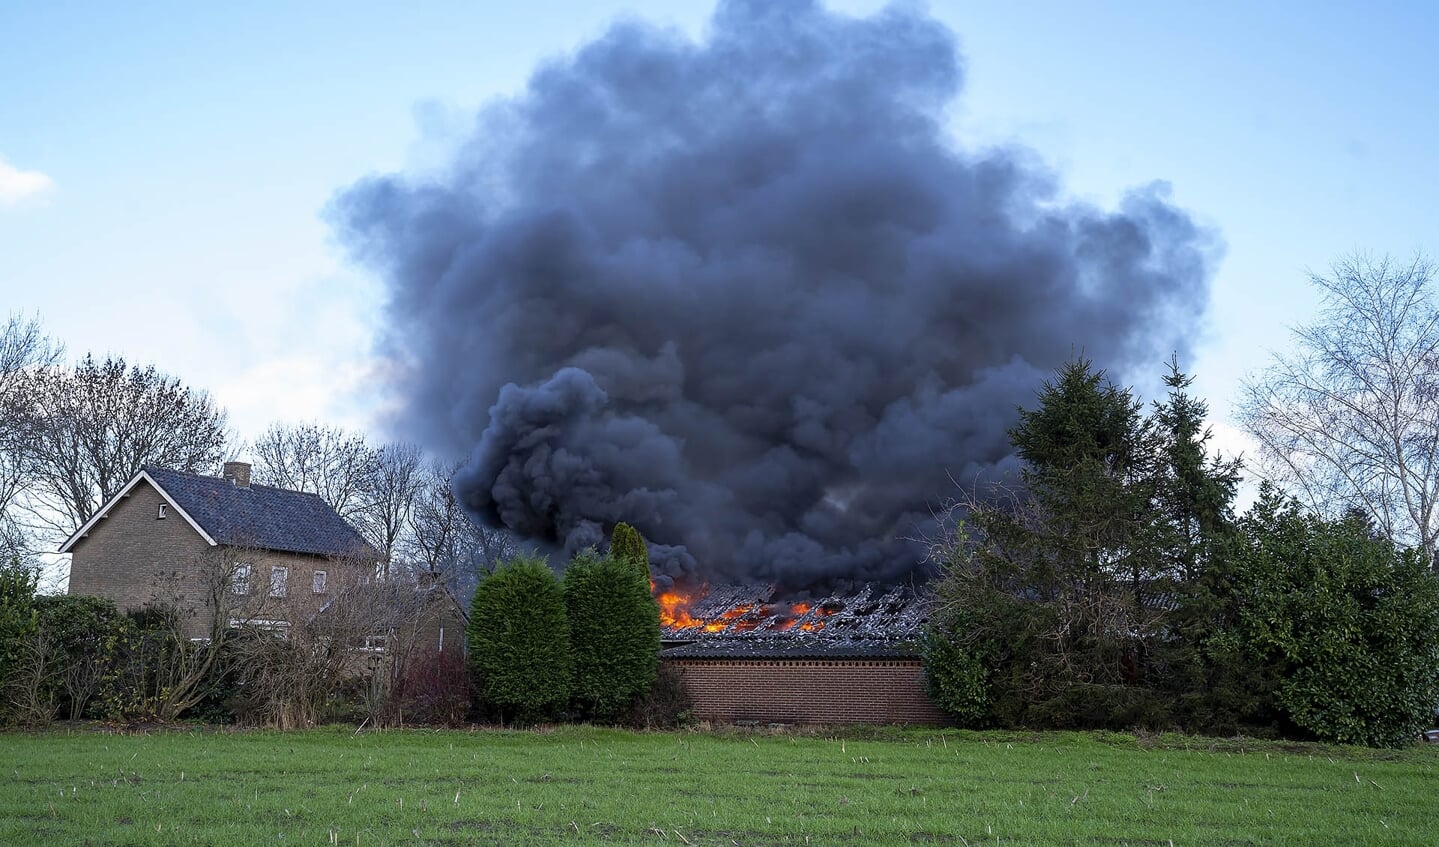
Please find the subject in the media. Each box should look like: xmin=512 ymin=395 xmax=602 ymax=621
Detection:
xmin=226 ymin=561 xmax=429 ymax=728
xmin=127 ymin=544 xmax=275 ymax=722
xmin=0 ymin=315 xmax=61 ymax=560
xmin=1240 ymin=253 xmax=1439 ymax=563
xmin=402 ymin=459 xmax=514 ymax=601
xmin=250 ymin=423 xmax=376 ymax=522
xmin=16 ymin=354 xmax=228 ymax=540
xmin=358 ymin=442 xmax=423 ymax=574
xmin=0 ymin=314 xmax=61 ymax=425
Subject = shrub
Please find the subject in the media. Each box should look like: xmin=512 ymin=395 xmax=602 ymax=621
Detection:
xmin=467 ymin=555 xmax=571 ymax=723
xmin=623 ymin=662 xmax=692 ymax=729
xmin=1233 ymin=490 xmax=1439 ymax=747
xmin=392 ymin=648 xmax=471 ymax=727
xmin=564 ymin=549 xmax=660 ymax=720
xmin=96 ymin=606 xmax=187 ymax=722
xmin=0 ymin=577 xmax=130 ymax=727
xmin=0 ymin=559 xmax=38 ymax=724
xmin=921 ymin=629 xmax=988 ymax=727
xmin=1023 ymin=683 xmax=1170 ymax=731
xmin=32 ymin=595 xmax=128 ymax=721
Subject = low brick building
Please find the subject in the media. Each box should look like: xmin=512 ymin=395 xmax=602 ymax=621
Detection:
xmin=656 ymin=584 xmax=947 ymax=726
xmin=663 ymin=640 xmax=947 ymax=726
xmin=61 ymin=462 xmax=376 ymax=639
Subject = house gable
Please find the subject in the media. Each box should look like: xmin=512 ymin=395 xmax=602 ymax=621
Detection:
xmin=60 ymin=470 xmax=216 ymax=553
xmin=62 ymin=465 xmax=377 ymax=640
xmin=64 ymin=476 xmax=219 ymax=636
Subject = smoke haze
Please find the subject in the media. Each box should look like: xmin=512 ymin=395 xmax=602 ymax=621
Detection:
xmin=335 ymin=0 xmax=1215 ymax=589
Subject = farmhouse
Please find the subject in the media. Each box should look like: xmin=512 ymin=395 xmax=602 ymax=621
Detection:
xmin=62 ymin=462 xmax=379 ymax=639
xmin=657 ymin=584 xmax=947 ymax=726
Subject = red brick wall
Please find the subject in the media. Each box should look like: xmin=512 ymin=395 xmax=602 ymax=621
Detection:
xmin=666 ymin=657 xmax=949 ymax=726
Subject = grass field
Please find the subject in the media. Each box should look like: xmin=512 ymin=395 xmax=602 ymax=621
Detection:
xmin=0 ymin=725 xmax=1434 ymax=846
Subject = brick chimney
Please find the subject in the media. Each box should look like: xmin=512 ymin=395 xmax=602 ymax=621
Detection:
xmin=223 ymin=461 xmax=251 ymax=488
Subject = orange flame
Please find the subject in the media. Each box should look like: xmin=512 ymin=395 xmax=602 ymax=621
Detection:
xmin=656 ymin=588 xmax=702 ymax=630
xmin=652 ymin=585 xmax=837 ymax=634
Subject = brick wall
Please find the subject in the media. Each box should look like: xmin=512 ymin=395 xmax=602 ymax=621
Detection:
xmin=394 ymin=588 xmax=468 ymax=657
xmin=68 ymin=479 xmax=215 ymax=637
xmin=68 ymin=479 xmax=362 ymax=639
xmin=666 ymin=657 xmax=949 ymax=726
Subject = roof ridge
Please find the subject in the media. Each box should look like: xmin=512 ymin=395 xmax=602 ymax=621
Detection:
xmin=146 ymin=464 xmax=337 ymax=502
xmin=139 ymin=465 xmax=376 ymax=559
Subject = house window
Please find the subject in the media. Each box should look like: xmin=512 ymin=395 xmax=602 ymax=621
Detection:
xmin=157 ymin=503 xmax=167 ymax=520
xmin=312 ymin=570 xmax=327 ymax=594
xmin=232 ymin=563 xmax=252 ymax=594
xmin=360 ymin=633 xmax=389 ymax=653
xmin=269 ymin=566 xmax=288 ymax=598
xmin=229 ymin=618 xmax=290 ymax=640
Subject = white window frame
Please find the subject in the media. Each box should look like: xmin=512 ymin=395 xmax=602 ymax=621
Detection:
xmin=312 ymin=569 xmax=328 ymax=594
xmin=157 ymin=503 xmax=167 ymax=520
xmin=229 ymin=618 xmax=291 ymax=640
xmin=269 ymin=565 xmax=288 ymax=598
xmin=232 ymin=563 xmax=252 ymax=595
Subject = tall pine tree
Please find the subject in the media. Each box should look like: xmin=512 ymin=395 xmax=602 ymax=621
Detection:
xmin=928 ymin=359 xmax=1170 ymax=727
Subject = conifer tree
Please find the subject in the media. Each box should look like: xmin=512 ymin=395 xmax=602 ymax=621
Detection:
xmin=609 ymin=522 xmax=650 ymax=581
xmin=927 ymin=358 xmax=1169 ymax=727
xmin=466 ymin=555 xmax=571 ymax=722
xmin=563 ymin=549 xmax=660 ymax=720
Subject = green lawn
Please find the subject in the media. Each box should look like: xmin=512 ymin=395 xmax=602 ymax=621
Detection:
xmin=0 ymin=725 xmax=1434 ymax=845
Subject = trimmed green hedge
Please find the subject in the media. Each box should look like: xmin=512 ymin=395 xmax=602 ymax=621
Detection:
xmin=466 ymin=555 xmax=571 ymax=722
xmin=564 ymin=550 xmax=660 ymax=720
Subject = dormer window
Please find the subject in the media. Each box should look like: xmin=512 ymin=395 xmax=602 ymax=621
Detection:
xmin=157 ymin=503 xmax=167 ymax=520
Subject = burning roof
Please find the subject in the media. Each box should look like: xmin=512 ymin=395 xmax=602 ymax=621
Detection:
xmin=655 ymin=583 xmax=928 ymax=650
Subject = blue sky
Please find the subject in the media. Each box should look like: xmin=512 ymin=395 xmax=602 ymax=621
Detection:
xmin=3 ymin=0 xmax=1437 ymax=471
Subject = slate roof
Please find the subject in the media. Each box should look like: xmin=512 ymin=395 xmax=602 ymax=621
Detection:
xmin=144 ymin=466 xmax=374 ymax=558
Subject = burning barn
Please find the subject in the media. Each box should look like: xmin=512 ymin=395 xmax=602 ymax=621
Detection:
xmin=655 ymin=584 xmax=947 ymax=726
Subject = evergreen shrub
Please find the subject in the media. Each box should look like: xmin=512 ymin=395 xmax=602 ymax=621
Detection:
xmin=466 ymin=555 xmax=571 ymax=722
xmin=564 ymin=549 xmax=660 ymax=721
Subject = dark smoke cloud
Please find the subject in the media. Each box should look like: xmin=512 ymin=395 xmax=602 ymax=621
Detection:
xmin=335 ymin=0 xmax=1216 ymax=589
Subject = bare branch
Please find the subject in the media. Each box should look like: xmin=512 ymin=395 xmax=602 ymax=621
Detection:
xmin=357 ymin=442 xmax=424 ymax=571
xmin=1239 ymin=253 xmax=1439 ymax=562
xmin=13 ymin=354 xmax=227 ymax=544
xmin=250 ymin=422 xmax=377 ymax=523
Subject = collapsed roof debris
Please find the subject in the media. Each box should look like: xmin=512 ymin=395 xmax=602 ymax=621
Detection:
xmin=659 ymin=584 xmax=929 ymax=657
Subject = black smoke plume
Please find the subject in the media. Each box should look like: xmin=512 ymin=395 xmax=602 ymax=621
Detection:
xmin=335 ymin=0 xmax=1214 ymax=590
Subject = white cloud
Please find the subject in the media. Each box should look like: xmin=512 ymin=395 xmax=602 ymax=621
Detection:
xmin=216 ymin=353 xmax=377 ymax=449
xmin=0 ymin=154 xmax=56 ymax=205
xmin=1207 ymin=419 xmax=1263 ymax=512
